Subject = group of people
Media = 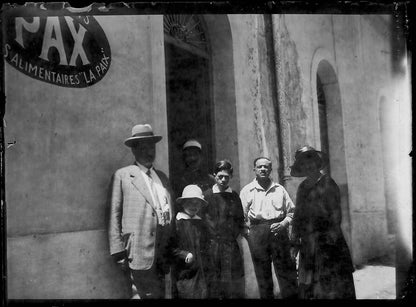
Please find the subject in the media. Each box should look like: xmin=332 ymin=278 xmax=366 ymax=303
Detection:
xmin=108 ymin=123 xmax=356 ymax=299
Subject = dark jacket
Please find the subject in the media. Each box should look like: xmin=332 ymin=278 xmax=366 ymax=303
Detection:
xmin=167 ymin=212 xmax=213 ymax=299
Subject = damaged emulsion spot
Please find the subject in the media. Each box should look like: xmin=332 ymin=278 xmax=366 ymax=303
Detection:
xmin=7 ymin=140 xmax=17 ymax=148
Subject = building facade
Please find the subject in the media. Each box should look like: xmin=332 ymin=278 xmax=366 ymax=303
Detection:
xmin=3 ymin=6 xmax=412 ymax=299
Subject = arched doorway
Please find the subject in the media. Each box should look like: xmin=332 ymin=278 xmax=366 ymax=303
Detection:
xmin=316 ymin=60 xmax=352 ymax=253
xmin=163 ymin=15 xmax=214 ymax=197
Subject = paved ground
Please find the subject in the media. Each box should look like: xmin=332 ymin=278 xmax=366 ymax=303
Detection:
xmin=239 ymin=236 xmax=397 ymax=299
xmin=353 ymin=265 xmax=396 ymax=299
xmin=354 ymin=236 xmax=396 ymax=299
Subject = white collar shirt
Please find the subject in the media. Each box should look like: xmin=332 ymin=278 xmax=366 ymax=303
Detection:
xmin=176 ymin=212 xmax=202 ymax=220
xmin=239 ymin=178 xmax=295 ymax=226
xmin=136 ymin=162 xmax=169 ymax=211
xmin=212 ymin=184 xmax=233 ymax=194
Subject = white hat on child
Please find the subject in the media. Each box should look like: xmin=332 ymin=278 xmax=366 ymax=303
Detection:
xmin=176 ymin=185 xmax=207 ymax=206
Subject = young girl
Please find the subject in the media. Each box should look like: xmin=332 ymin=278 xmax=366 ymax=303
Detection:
xmin=168 ymin=184 xmax=213 ymax=299
xmin=203 ymin=160 xmax=247 ymax=298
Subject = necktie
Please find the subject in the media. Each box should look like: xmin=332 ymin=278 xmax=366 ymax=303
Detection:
xmin=146 ymin=169 xmax=167 ymax=226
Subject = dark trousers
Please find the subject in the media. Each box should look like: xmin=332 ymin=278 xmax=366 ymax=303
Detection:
xmin=130 ymin=265 xmax=165 ymax=299
xmin=209 ymin=240 xmax=245 ymax=299
xmin=248 ymin=221 xmax=298 ymax=299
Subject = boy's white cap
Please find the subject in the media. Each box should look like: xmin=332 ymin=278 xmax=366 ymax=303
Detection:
xmin=183 ymin=139 xmax=202 ymax=150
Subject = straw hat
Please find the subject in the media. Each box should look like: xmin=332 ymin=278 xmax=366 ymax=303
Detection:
xmin=290 ymin=145 xmax=328 ymax=177
xmin=124 ymin=124 xmax=162 ymax=147
xmin=183 ymin=139 xmax=202 ymax=151
xmin=176 ymin=185 xmax=208 ymax=206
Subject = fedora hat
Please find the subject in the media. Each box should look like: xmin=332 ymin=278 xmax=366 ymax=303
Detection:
xmin=124 ymin=124 xmax=162 ymax=147
xmin=290 ymin=145 xmax=328 ymax=177
xmin=176 ymin=185 xmax=208 ymax=206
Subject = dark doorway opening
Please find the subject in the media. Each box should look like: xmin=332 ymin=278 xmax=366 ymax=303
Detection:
xmin=164 ymin=38 xmax=213 ymax=197
xmin=317 ymin=74 xmax=331 ymax=175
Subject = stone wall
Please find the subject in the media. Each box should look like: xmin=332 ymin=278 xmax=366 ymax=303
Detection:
xmin=274 ymin=14 xmax=394 ymax=265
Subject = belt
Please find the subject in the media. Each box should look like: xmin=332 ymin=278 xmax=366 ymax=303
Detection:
xmin=249 ymin=217 xmax=284 ymax=225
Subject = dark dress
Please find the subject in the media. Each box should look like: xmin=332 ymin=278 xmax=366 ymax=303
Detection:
xmin=203 ymin=189 xmax=246 ymax=298
xmin=292 ymin=174 xmax=356 ymax=299
xmin=167 ymin=212 xmax=213 ymax=299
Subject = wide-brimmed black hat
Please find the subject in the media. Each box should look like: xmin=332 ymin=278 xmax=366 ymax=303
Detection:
xmin=290 ymin=145 xmax=328 ymax=177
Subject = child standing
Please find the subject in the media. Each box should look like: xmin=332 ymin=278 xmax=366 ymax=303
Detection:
xmin=203 ymin=160 xmax=247 ymax=298
xmin=168 ymin=185 xmax=213 ymax=299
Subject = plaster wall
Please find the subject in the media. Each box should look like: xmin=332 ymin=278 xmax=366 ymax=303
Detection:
xmin=227 ymin=16 xmax=282 ymax=297
xmin=276 ymin=15 xmax=336 ymax=157
xmin=5 ymin=15 xmax=168 ymax=298
xmin=229 ymin=14 xmax=280 ymax=189
xmin=331 ymin=15 xmax=391 ymax=263
xmin=271 ymin=14 xmax=337 ymax=200
xmin=7 ymin=230 xmax=129 ymax=298
xmin=389 ymin=51 xmax=412 ymax=294
xmin=278 ymin=14 xmax=392 ymax=264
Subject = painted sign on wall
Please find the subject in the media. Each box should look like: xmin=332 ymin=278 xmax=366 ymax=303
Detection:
xmin=3 ymin=7 xmax=111 ymax=88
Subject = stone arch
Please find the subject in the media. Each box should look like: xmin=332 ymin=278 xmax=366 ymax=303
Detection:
xmin=311 ymin=52 xmax=353 ymax=254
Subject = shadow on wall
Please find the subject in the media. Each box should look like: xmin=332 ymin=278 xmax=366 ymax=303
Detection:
xmin=103 ymin=175 xmax=113 ymax=240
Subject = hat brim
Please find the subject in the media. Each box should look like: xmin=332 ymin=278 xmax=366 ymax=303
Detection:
xmin=290 ymin=150 xmax=327 ymax=177
xmin=124 ymin=135 xmax=162 ymax=147
xmin=183 ymin=146 xmax=202 ymax=151
xmin=176 ymin=196 xmax=208 ymax=207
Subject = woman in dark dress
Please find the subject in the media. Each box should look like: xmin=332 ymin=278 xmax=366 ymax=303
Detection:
xmin=168 ymin=185 xmax=213 ymax=299
xmin=290 ymin=146 xmax=356 ymax=299
xmin=203 ymin=160 xmax=247 ymax=299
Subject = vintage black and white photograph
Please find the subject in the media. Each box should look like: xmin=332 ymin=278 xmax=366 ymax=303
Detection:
xmin=1 ymin=0 xmax=413 ymax=301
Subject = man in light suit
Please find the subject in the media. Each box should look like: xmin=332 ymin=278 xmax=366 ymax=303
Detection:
xmin=108 ymin=124 xmax=173 ymax=299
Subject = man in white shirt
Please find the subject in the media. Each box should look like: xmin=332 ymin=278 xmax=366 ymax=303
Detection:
xmin=240 ymin=157 xmax=298 ymax=299
xmin=108 ymin=124 xmax=173 ymax=299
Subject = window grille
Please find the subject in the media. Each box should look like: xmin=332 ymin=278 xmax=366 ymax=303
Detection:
xmin=163 ymin=15 xmax=208 ymax=52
